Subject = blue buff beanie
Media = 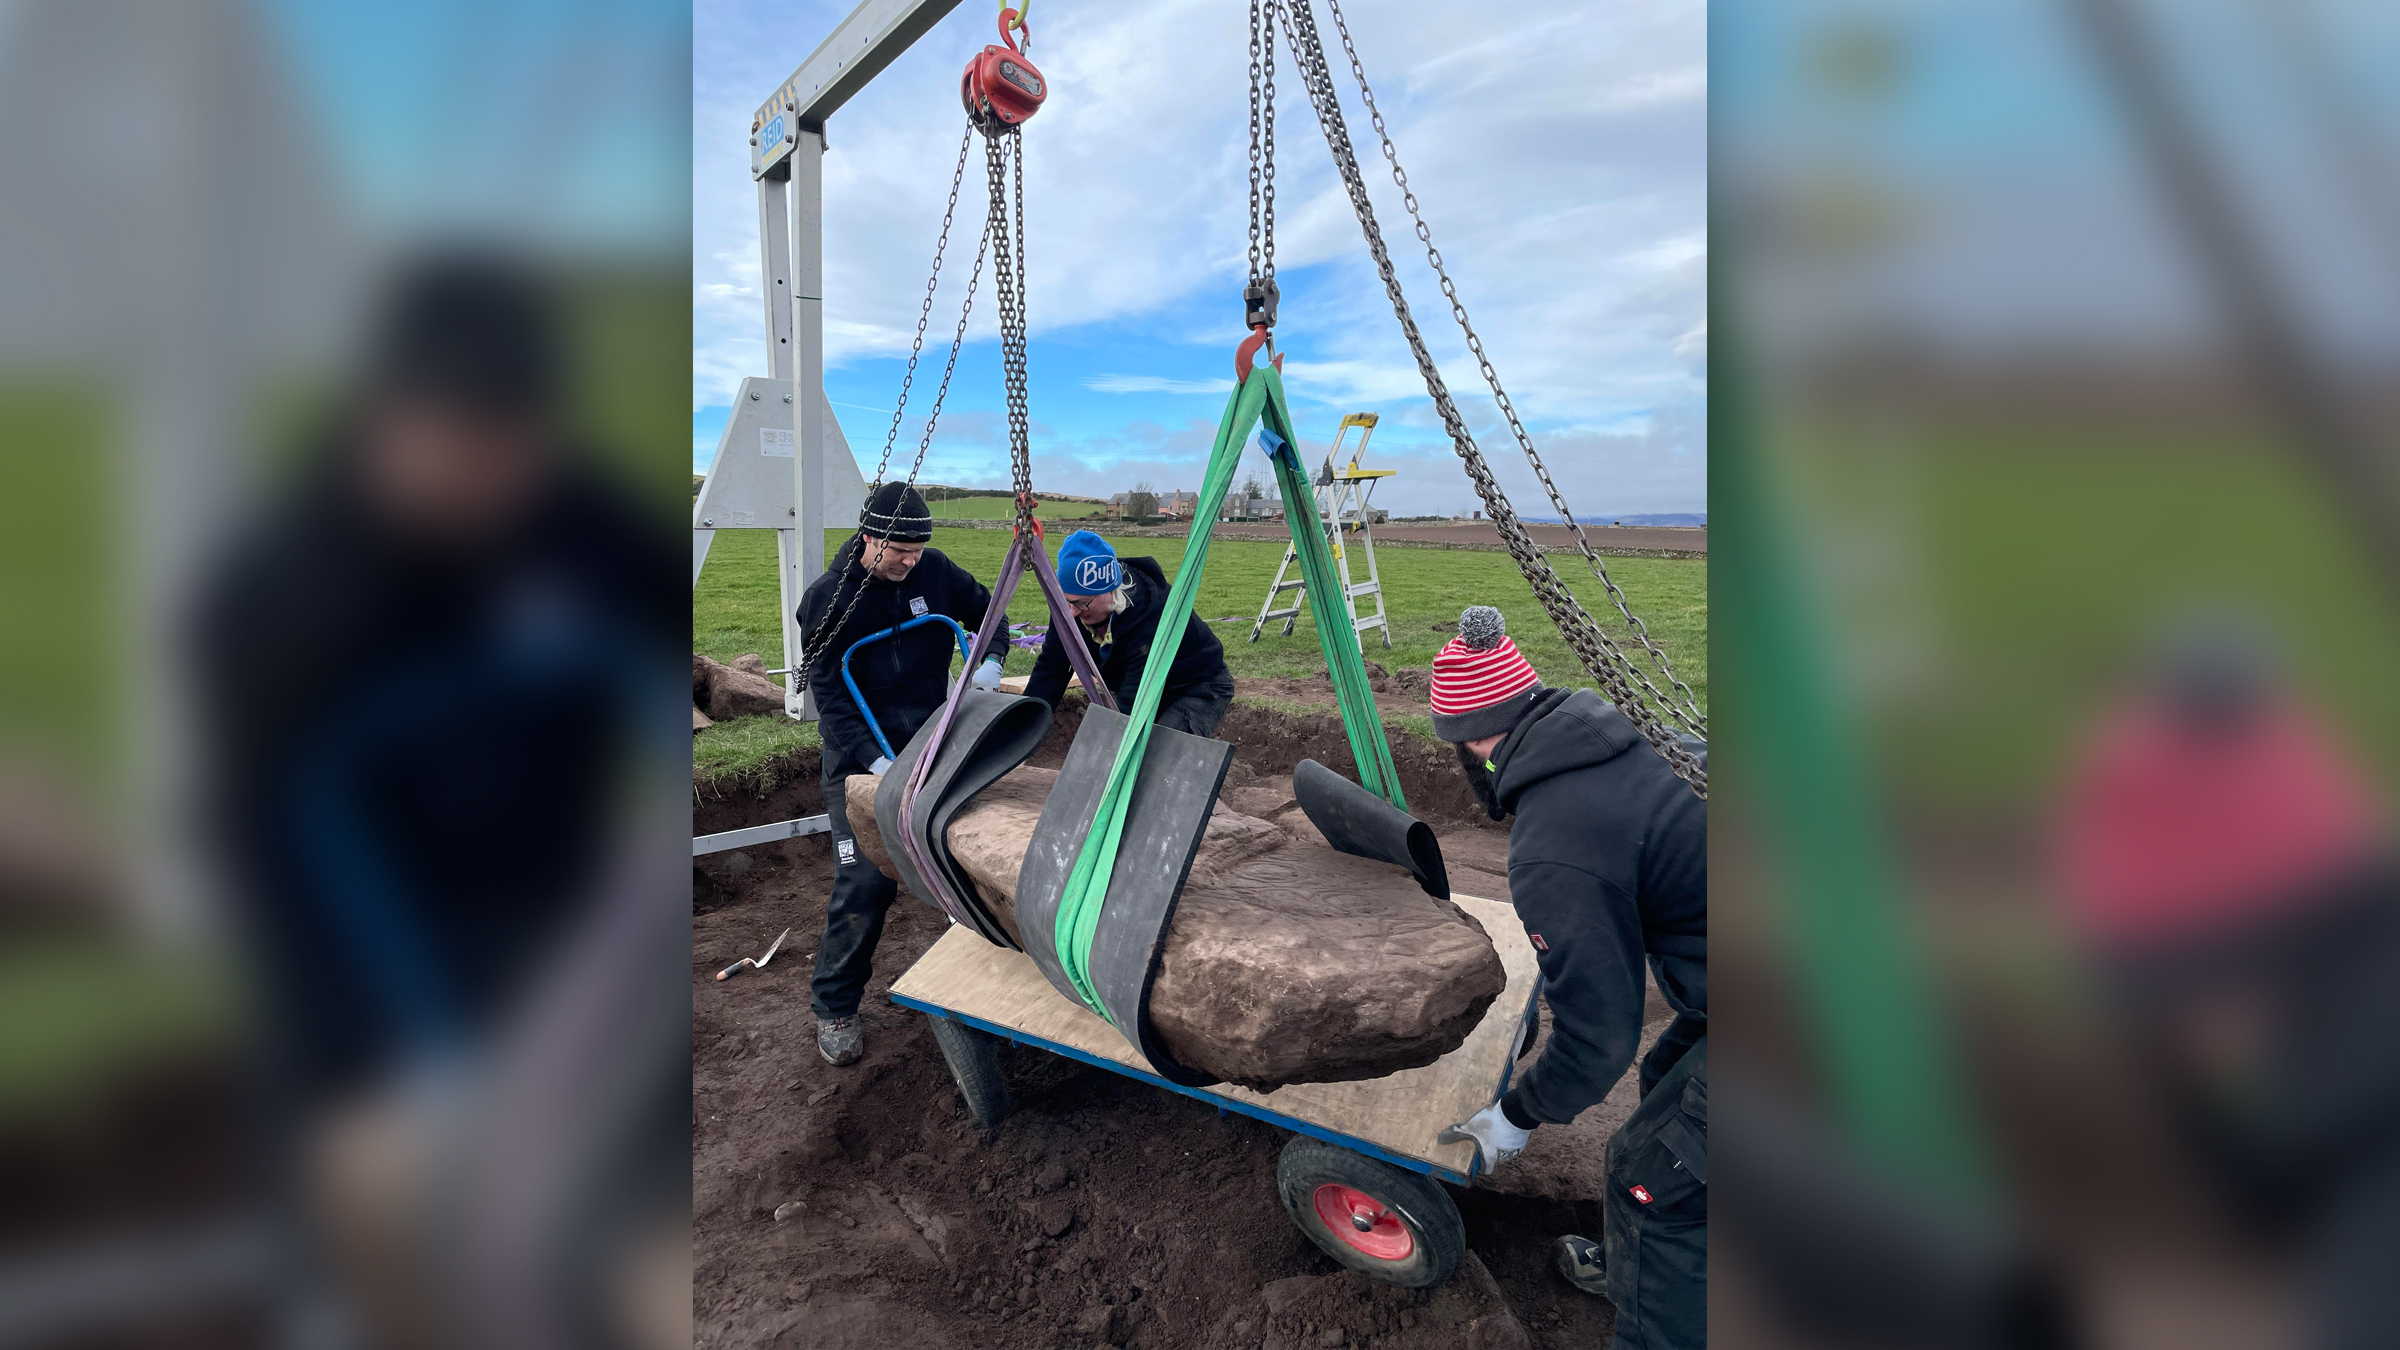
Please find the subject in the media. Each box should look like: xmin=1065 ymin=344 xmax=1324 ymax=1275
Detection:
xmin=1056 ymin=530 xmax=1121 ymax=596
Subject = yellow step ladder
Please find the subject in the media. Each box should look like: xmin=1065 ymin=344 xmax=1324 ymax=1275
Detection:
xmin=1250 ymin=413 xmax=1394 ymax=652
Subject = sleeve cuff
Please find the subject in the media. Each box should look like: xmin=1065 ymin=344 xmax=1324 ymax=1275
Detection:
xmin=1500 ymin=1091 xmax=1541 ymax=1132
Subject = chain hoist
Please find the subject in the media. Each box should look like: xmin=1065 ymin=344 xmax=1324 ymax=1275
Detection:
xmin=962 ymin=3 xmax=1046 ymax=133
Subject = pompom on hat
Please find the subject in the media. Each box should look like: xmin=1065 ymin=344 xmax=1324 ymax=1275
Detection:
xmin=1429 ymin=606 xmax=1543 ymax=743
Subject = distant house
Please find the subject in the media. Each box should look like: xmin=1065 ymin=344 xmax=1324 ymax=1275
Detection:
xmin=1159 ymin=490 xmax=1200 ymax=520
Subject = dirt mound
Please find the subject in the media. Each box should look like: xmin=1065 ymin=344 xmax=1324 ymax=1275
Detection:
xmin=694 ymin=698 xmax=1640 ymax=1349
xmin=1221 ymin=682 xmax=1494 ymax=833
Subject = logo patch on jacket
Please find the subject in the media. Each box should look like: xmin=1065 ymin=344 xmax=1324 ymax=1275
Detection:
xmin=836 ymin=839 xmax=857 ymax=866
xmin=1529 ymin=933 xmax=1549 ymax=952
xmin=908 ymin=596 xmax=929 ymax=617
xmin=1629 ymin=1184 xmax=1654 ymax=1205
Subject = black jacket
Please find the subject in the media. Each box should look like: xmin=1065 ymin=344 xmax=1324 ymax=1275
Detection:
xmin=1024 ymin=554 xmax=1233 ymax=715
xmin=193 ymin=450 xmax=681 ymax=1100
xmin=797 ymin=538 xmax=992 ymax=778
xmin=1494 ymin=688 xmax=1707 ymax=1126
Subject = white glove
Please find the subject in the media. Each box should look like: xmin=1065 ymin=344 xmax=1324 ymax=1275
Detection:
xmin=969 ymin=657 xmax=1004 ymax=690
xmin=1438 ymin=1101 xmax=1532 ymax=1173
xmin=868 ymin=756 xmax=892 ymax=774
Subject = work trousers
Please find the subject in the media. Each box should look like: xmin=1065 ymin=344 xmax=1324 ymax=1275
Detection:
xmin=810 ymin=770 xmax=899 ymax=1020
xmin=1604 ymin=1032 xmax=1707 ymax=1350
xmin=1155 ymin=676 xmax=1234 ymax=739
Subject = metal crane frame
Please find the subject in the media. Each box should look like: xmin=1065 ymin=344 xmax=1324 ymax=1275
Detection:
xmin=693 ymin=0 xmax=968 ymax=858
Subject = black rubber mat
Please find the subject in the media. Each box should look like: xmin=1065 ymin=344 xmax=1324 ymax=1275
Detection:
xmin=1015 ymin=705 xmax=1232 ymax=1087
xmin=874 ymin=688 xmax=1053 ymax=949
xmin=1292 ymin=758 xmax=1449 ymax=900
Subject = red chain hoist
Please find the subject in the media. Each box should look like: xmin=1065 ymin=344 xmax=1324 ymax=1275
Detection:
xmin=961 ymin=5 xmax=1046 ymax=132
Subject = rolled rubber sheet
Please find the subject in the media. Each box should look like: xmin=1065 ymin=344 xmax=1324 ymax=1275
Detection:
xmin=874 ymin=687 xmax=1053 ymax=948
xmin=1015 ymin=704 xmax=1231 ymax=1087
xmin=1292 ymin=758 xmax=1450 ymax=900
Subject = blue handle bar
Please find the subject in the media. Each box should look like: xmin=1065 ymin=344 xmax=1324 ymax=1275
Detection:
xmin=840 ymin=612 xmax=975 ymax=761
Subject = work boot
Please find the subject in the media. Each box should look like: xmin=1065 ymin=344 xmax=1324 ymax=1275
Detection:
xmin=1554 ymin=1235 xmax=1606 ymax=1295
xmin=817 ymin=1015 xmax=864 ymax=1066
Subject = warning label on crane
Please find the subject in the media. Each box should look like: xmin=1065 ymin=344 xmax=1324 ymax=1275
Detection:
xmin=761 ymin=428 xmax=795 ymax=458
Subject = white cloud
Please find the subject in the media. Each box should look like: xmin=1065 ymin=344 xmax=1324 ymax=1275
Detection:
xmin=696 ymin=0 xmax=1708 ymax=393
xmin=1084 ymin=374 xmax=1238 ymax=395
xmin=1279 ymin=358 xmax=1435 ymax=407
xmin=697 ymin=0 xmax=1704 ymax=503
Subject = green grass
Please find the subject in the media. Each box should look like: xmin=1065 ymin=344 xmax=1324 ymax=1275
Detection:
xmin=924 ymin=495 xmax=1109 ymax=521
xmin=1780 ymin=418 xmax=2400 ymax=812
xmin=0 ymin=938 xmax=235 ymax=1122
xmin=694 ymin=524 xmax=1708 ymax=782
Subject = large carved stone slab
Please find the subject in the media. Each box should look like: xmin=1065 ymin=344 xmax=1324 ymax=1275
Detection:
xmin=845 ymin=765 xmax=1506 ymax=1090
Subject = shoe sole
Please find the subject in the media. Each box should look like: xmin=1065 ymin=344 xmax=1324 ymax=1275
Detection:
xmin=1554 ymin=1243 xmax=1606 ymax=1295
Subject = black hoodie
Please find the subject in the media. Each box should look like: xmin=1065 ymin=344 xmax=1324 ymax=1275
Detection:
xmin=1024 ymin=554 xmax=1233 ymax=715
xmin=797 ymin=538 xmax=993 ymax=777
xmin=1492 ymin=688 xmax=1707 ymax=1126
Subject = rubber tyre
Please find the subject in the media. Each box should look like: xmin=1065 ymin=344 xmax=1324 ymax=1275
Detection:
xmin=1275 ymin=1136 xmax=1463 ymax=1288
xmin=927 ymin=1014 xmax=1010 ymax=1131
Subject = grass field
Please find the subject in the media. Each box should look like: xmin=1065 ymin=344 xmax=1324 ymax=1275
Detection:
xmin=694 ymin=524 xmax=1707 ymax=782
xmin=923 ymin=495 xmax=1109 ymax=521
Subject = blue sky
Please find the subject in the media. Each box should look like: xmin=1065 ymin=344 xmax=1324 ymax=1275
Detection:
xmin=695 ymin=0 xmax=1708 ymax=518
xmin=258 ymin=0 xmax=689 ymax=253
xmin=1712 ymin=0 xmax=2400 ymax=362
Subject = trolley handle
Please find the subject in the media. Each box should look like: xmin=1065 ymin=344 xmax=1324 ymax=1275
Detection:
xmin=840 ymin=613 xmax=975 ymax=761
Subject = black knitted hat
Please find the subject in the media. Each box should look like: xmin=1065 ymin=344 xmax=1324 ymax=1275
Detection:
xmin=859 ymin=482 xmax=934 ymax=541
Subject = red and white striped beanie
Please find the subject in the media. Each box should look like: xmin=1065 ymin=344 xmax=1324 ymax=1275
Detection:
xmin=1429 ymin=606 xmax=1542 ymax=742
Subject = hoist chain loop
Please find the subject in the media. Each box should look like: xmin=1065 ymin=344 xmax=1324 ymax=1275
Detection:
xmin=1244 ymin=0 xmax=1279 ymax=332
xmin=988 ymin=127 xmax=1036 ymax=533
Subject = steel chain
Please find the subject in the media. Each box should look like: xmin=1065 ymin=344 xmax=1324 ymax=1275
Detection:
xmin=989 ymin=128 xmax=1036 ymax=527
xmin=1317 ymin=0 xmax=1705 ymax=735
xmin=1270 ymin=0 xmax=1704 ymax=793
xmin=1248 ymin=0 xmax=1263 ymax=287
xmin=794 ymin=129 xmax=994 ymax=688
xmin=1262 ymin=6 xmax=1276 ymax=286
xmin=1246 ymin=1 xmax=1279 ymax=303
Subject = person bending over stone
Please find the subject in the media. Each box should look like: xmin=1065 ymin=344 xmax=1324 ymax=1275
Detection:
xmin=796 ymin=482 xmax=997 ymax=1066
xmin=1431 ymin=606 xmax=1708 ymax=1350
xmin=1022 ymin=529 xmax=1235 ymax=738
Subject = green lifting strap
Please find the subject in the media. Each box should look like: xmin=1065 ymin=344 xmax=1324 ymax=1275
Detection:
xmin=1052 ymin=364 xmax=1406 ymax=1016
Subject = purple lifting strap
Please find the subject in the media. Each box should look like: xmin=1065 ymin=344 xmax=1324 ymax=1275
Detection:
xmin=895 ymin=526 xmax=1115 ymax=934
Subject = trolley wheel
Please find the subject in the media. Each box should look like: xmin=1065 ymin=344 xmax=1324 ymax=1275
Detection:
xmin=926 ymin=1014 xmax=1010 ymax=1131
xmin=1275 ymin=1137 xmax=1463 ymax=1288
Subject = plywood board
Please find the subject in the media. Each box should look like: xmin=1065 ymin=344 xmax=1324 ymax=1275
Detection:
xmin=889 ymin=893 xmax=1539 ymax=1176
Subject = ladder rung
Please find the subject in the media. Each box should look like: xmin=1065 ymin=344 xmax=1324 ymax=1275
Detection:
xmin=1353 ymin=615 xmax=1387 ymax=632
xmin=1346 ymin=583 xmax=1379 ymax=598
xmin=1262 ymin=606 xmax=1304 ymax=620
xmin=1272 ymin=579 xmax=1307 ymax=592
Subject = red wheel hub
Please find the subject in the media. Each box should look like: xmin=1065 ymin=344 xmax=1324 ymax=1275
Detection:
xmin=1311 ymin=1183 xmax=1414 ymax=1261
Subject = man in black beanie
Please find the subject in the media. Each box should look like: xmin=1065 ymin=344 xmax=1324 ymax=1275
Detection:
xmin=1430 ymin=605 xmax=1707 ymax=1350
xmin=795 ymin=482 xmax=997 ymax=1065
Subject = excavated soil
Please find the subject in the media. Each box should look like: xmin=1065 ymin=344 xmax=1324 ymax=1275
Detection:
xmin=693 ymin=700 xmax=1670 ymax=1349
